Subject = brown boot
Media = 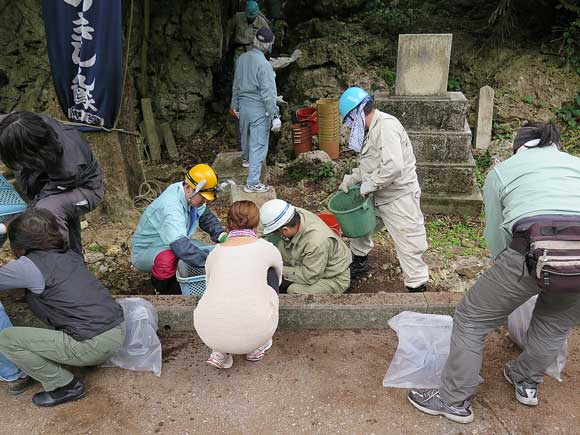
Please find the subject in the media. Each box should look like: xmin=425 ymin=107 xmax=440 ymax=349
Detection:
xmin=8 ymin=375 xmax=37 ymax=396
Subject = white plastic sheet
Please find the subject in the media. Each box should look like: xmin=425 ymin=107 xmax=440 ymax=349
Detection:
xmin=103 ymin=298 xmax=162 ymax=376
xmin=508 ymin=295 xmax=568 ymax=382
xmin=383 ymin=311 xmax=453 ymax=389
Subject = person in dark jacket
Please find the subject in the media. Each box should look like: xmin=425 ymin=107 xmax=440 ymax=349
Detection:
xmin=0 ymin=111 xmax=105 ymax=255
xmin=0 ymin=209 xmax=124 ymax=407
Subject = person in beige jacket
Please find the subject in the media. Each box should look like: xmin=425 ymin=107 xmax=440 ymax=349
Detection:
xmin=260 ymin=199 xmax=351 ymax=295
xmin=338 ymin=87 xmax=429 ymax=292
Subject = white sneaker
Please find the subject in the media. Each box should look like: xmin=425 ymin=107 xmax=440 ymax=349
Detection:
xmin=246 ymin=339 xmax=273 ymax=362
xmin=242 ymin=159 xmax=249 ymax=168
xmin=207 ymin=351 xmax=233 ymax=369
xmin=243 ymin=183 xmax=270 ymax=193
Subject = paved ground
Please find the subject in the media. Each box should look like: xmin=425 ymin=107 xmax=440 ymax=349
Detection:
xmin=0 ymin=327 xmax=578 ymax=435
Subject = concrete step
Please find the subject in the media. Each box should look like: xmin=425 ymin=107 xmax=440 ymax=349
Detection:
xmin=408 ymin=121 xmax=472 ymax=163
xmin=421 ymin=184 xmax=483 ymax=216
xmin=417 ymin=154 xmax=476 ymax=195
xmin=375 ymin=91 xmax=469 ymax=132
xmin=231 ymin=185 xmax=277 ymax=208
xmin=212 ymin=151 xmax=266 ymax=185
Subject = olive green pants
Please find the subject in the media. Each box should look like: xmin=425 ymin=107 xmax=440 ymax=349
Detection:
xmin=0 ymin=322 xmax=124 ymax=392
xmin=287 ymin=269 xmax=350 ymax=295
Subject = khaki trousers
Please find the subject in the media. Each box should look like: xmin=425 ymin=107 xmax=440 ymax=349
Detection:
xmin=350 ymin=190 xmax=429 ymax=288
xmin=288 ymin=269 xmax=351 ymax=295
xmin=0 ymin=323 xmax=124 ymax=392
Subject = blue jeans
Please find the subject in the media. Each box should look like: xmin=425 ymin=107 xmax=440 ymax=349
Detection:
xmin=240 ymin=101 xmax=270 ymax=186
xmin=0 ymin=303 xmax=23 ymax=381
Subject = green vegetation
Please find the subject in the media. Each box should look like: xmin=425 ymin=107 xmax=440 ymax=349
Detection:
xmin=426 ymin=216 xmax=486 ymax=258
xmin=521 ymin=95 xmax=534 ymax=105
xmin=288 ymin=160 xmax=336 ymax=182
xmin=474 ymin=150 xmax=492 ymax=188
xmin=447 ymin=76 xmax=462 ymax=92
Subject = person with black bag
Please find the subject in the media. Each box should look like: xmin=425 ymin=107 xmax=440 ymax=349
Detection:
xmin=407 ymin=122 xmax=580 ymax=424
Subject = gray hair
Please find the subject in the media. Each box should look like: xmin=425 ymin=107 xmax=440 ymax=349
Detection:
xmin=253 ymin=36 xmax=274 ymax=53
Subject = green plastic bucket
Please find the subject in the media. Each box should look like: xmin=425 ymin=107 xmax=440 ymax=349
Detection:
xmin=327 ymin=186 xmax=376 ymax=238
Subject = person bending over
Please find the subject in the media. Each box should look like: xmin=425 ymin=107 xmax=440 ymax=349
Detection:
xmin=194 ymin=200 xmax=283 ymax=369
xmin=0 ymin=209 xmax=124 ymax=407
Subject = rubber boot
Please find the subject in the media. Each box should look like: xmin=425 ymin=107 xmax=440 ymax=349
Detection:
xmin=406 ymin=283 xmax=427 ymax=293
xmin=350 ymin=254 xmax=369 ymax=278
xmin=151 ymin=275 xmax=182 ymax=295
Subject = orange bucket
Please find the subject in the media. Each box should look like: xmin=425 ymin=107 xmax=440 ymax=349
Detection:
xmin=317 ymin=212 xmax=342 ymax=236
xmin=296 ymin=107 xmax=318 ymax=135
xmin=291 ymin=123 xmax=312 ymax=156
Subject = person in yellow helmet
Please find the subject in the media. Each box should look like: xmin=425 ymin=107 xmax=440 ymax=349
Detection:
xmin=131 ymin=164 xmax=227 ymax=294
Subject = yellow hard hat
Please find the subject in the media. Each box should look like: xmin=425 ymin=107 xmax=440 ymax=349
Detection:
xmin=185 ymin=164 xmax=218 ymax=201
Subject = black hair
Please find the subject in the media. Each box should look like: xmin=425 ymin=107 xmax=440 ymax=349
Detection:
xmin=513 ymin=122 xmax=561 ymax=154
xmin=0 ymin=111 xmax=62 ymax=171
xmin=8 ymin=208 xmax=67 ymax=255
xmin=284 ymin=212 xmax=301 ymax=228
xmin=363 ymin=100 xmax=375 ymax=116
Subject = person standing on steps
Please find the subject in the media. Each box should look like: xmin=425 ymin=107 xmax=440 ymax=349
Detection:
xmin=231 ymin=26 xmax=280 ymax=193
xmin=131 ymin=164 xmax=227 ymax=295
xmin=0 ymin=111 xmax=105 ymax=255
xmin=259 ymin=199 xmax=351 ymax=295
xmin=338 ymin=87 xmax=429 ymax=293
xmin=408 ymin=122 xmax=580 ymax=424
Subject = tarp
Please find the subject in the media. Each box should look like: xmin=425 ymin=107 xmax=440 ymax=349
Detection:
xmin=42 ymin=0 xmax=122 ymax=129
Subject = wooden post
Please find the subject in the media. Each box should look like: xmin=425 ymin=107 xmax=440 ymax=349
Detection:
xmin=141 ymin=98 xmax=161 ymax=162
xmin=160 ymin=122 xmax=179 ymax=159
xmin=139 ymin=0 xmax=150 ymax=97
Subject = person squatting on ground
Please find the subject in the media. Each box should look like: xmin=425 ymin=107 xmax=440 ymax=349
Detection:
xmin=0 ymin=302 xmax=27 ymax=386
xmin=0 ymin=111 xmax=104 ymax=255
xmin=260 ymin=199 xmax=351 ymax=295
xmin=0 ymin=209 xmax=125 ymax=407
xmin=194 ymin=200 xmax=283 ymax=369
xmin=338 ymin=87 xmax=429 ymax=293
xmin=131 ymin=164 xmax=227 ymax=295
xmin=231 ymin=26 xmax=281 ymax=193
xmin=408 ymin=122 xmax=580 ymax=424
xmin=226 ymin=0 xmax=270 ymax=62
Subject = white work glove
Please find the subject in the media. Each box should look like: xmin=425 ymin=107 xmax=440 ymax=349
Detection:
xmin=271 ymin=116 xmax=282 ymax=132
xmin=276 ymin=95 xmax=288 ymax=105
xmin=290 ymin=49 xmax=303 ymax=62
xmin=339 ymin=174 xmax=357 ymax=193
xmin=359 ymin=181 xmax=375 ymax=197
xmin=0 ymin=223 xmax=6 ymax=235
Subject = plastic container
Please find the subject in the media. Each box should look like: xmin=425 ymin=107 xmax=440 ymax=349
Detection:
xmin=317 ymin=212 xmax=341 ymax=236
xmin=327 ymin=186 xmax=376 ymax=238
xmin=0 ymin=175 xmax=27 ymax=248
xmin=291 ymin=123 xmax=313 ymax=156
xmin=316 ymin=98 xmax=340 ymax=159
xmin=296 ymin=107 xmax=318 ymax=135
xmin=175 ymin=244 xmax=214 ymax=296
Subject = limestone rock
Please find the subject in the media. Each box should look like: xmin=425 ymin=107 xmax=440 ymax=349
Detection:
xmin=452 ymin=257 xmax=490 ymax=279
xmin=106 ymin=245 xmax=123 ymax=257
xmin=85 ymin=252 xmax=105 ymax=265
xmin=292 ymin=150 xmax=334 ymax=165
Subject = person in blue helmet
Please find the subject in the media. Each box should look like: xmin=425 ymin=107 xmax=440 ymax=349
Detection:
xmin=338 ymin=87 xmax=429 ymax=292
xmin=231 ymin=26 xmax=280 ymax=193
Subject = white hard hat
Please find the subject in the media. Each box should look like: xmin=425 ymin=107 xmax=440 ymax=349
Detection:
xmin=260 ymin=199 xmax=296 ymax=235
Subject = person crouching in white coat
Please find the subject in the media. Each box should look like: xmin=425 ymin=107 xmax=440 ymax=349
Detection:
xmin=337 ymin=87 xmax=429 ymax=292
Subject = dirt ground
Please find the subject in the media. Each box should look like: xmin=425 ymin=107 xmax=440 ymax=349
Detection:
xmin=0 ymin=327 xmax=578 ymax=435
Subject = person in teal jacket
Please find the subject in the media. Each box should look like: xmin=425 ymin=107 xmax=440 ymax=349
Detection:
xmin=131 ymin=164 xmax=226 ymax=294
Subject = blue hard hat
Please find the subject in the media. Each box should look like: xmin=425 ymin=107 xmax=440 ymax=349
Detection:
xmin=339 ymin=87 xmax=370 ymax=121
xmin=246 ymin=1 xmax=259 ymax=18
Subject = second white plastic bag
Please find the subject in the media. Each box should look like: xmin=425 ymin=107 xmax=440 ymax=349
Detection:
xmin=383 ymin=311 xmax=453 ymax=389
xmin=103 ymin=298 xmax=162 ymax=376
xmin=508 ymin=295 xmax=568 ymax=382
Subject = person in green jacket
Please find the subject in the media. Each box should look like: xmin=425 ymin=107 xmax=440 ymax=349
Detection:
xmin=259 ymin=199 xmax=351 ymax=295
xmin=408 ymin=122 xmax=580 ymax=424
xmin=226 ymin=1 xmax=270 ymax=62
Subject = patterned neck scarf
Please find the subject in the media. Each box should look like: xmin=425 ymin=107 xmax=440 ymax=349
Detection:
xmin=344 ymin=96 xmax=372 ymax=153
xmin=228 ymin=229 xmax=257 ymax=238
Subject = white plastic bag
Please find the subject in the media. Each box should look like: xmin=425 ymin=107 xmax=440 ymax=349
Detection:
xmin=383 ymin=311 xmax=453 ymax=389
xmin=508 ymin=295 xmax=568 ymax=382
xmin=103 ymin=298 xmax=162 ymax=376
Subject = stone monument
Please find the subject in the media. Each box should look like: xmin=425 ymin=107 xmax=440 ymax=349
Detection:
xmin=375 ymin=34 xmax=482 ymax=215
xmin=475 ymin=86 xmax=494 ymax=150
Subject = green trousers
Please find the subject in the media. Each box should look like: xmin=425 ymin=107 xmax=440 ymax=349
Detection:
xmin=287 ymin=269 xmax=351 ymax=295
xmin=0 ymin=322 xmax=125 ymax=392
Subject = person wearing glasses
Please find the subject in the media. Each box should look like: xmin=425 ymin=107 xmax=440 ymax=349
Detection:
xmin=131 ymin=164 xmax=227 ymax=294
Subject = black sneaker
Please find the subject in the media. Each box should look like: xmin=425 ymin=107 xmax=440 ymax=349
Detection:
xmin=350 ymin=255 xmax=369 ymax=278
xmin=503 ymin=361 xmax=538 ymax=406
xmin=7 ymin=375 xmax=37 ymax=396
xmin=408 ymin=389 xmax=474 ymax=424
xmin=32 ymin=377 xmax=87 ymax=407
xmin=406 ymin=283 xmax=427 ymax=293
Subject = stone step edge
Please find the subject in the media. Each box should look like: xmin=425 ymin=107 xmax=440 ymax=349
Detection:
xmin=3 ymin=293 xmax=463 ymax=332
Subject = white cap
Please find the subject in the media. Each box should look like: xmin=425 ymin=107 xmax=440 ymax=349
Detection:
xmin=260 ymin=199 xmax=296 ymax=235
